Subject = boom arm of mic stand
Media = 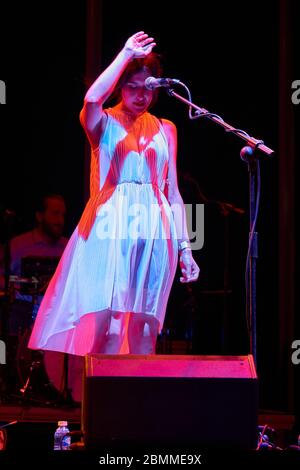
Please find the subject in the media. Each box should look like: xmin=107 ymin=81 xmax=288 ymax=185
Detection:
xmin=166 ymin=88 xmax=274 ymax=156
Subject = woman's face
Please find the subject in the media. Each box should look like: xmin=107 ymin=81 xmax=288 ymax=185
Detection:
xmin=121 ymin=71 xmax=153 ymax=116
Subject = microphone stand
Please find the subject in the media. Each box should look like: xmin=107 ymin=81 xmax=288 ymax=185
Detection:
xmin=166 ymin=86 xmax=274 ymax=366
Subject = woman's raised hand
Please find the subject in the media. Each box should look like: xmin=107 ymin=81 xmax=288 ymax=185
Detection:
xmin=124 ymin=31 xmax=156 ymax=59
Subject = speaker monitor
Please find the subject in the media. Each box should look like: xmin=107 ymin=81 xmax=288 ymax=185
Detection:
xmin=82 ymin=354 xmax=258 ymax=449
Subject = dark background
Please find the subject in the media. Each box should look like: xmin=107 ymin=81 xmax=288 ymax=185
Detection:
xmin=0 ymin=0 xmax=298 ymax=416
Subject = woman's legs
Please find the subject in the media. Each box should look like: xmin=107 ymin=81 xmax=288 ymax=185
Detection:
xmin=90 ymin=310 xmax=126 ymax=353
xmin=102 ymin=312 xmax=126 ymax=353
xmin=90 ymin=310 xmax=159 ymax=354
xmin=128 ymin=313 xmax=159 ymax=354
xmin=89 ymin=310 xmax=111 ymax=353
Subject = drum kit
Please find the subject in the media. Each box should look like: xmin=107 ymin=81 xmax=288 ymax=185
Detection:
xmin=2 ymin=265 xmax=83 ymax=406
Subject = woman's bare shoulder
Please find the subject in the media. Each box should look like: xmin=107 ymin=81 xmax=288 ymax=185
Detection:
xmin=160 ymin=118 xmax=177 ymax=137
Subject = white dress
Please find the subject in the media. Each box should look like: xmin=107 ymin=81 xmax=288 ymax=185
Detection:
xmin=28 ymin=106 xmax=178 ymax=355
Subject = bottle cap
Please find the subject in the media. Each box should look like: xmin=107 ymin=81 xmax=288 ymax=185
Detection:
xmin=58 ymin=421 xmax=68 ymax=427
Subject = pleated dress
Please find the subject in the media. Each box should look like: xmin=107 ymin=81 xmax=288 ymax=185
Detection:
xmin=28 ymin=106 xmax=179 ymax=355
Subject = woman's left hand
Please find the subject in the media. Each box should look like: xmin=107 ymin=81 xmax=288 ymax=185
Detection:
xmin=179 ymin=249 xmax=200 ymax=283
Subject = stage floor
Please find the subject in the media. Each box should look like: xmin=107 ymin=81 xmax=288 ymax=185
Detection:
xmin=0 ymin=403 xmax=295 ymax=445
xmin=0 ymin=404 xmax=299 ymax=467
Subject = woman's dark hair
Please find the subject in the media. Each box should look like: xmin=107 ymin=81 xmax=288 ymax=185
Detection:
xmin=110 ymin=52 xmax=163 ymax=108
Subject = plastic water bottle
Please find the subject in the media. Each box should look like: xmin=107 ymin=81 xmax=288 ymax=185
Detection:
xmin=53 ymin=421 xmax=71 ymax=450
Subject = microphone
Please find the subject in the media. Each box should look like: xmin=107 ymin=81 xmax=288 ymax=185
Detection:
xmin=145 ymin=76 xmax=180 ymax=90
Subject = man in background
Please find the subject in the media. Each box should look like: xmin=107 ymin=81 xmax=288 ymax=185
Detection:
xmin=10 ymin=193 xmax=68 ymax=277
xmin=7 ymin=193 xmax=68 ymax=336
xmin=0 ymin=194 xmax=68 ymax=397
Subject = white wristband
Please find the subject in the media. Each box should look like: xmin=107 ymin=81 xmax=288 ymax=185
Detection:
xmin=178 ymin=240 xmax=191 ymax=253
